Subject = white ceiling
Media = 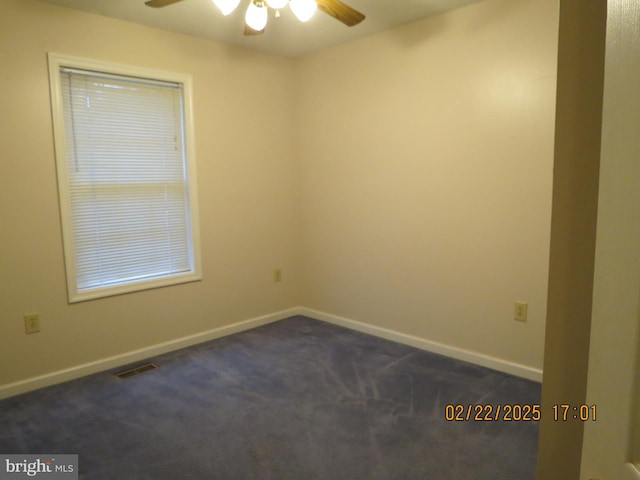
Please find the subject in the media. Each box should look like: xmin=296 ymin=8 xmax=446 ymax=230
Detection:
xmin=37 ymin=0 xmax=484 ymax=57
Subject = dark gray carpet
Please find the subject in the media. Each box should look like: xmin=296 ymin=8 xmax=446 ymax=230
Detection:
xmin=0 ymin=316 xmax=540 ymax=479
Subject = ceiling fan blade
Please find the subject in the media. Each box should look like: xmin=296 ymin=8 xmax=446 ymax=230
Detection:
xmin=144 ymin=0 xmax=185 ymax=7
xmin=244 ymin=24 xmax=266 ymax=36
xmin=316 ymin=0 xmax=365 ymax=27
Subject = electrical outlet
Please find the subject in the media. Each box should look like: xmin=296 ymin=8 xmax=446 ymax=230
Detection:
xmin=274 ymin=268 xmax=282 ymax=283
xmin=24 ymin=313 xmax=40 ymax=334
xmin=514 ymin=302 xmax=528 ymax=322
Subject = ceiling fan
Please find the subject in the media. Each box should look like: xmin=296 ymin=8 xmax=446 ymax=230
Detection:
xmin=144 ymin=0 xmax=365 ymax=35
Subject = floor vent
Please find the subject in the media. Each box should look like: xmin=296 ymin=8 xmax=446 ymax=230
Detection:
xmin=114 ymin=363 xmax=159 ymax=379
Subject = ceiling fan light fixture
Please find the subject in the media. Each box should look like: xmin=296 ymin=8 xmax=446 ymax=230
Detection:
xmin=212 ymin=0 xmax=241 ymax=16
xmin=245 ymin=1 xmax=268 ymax=31
xmin=265 ymin=0 xmax=288 ymax=9
xmin=289 ymin=0 xmax=317 ymax=22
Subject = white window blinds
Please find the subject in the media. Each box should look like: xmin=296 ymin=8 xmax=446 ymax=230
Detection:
xmin=50 ymin=55 xmax=201 ymax=302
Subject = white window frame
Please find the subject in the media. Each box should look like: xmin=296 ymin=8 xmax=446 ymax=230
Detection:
xmin=48 ymin=53 xmax=202 ymax=303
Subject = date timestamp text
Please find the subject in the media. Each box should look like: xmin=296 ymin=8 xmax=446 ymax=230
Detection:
xmin=552 ymin=404 xmax=597 ymax=421
xmin=444 ymin=403 xmax=597 ymax=422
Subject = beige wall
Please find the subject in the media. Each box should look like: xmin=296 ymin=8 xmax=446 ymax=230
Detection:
xmin=295 ymin=0 xmax=558 ymax=371
xmin=581 ymin=0 xmax=640 ymax=478
xmin=0 ymin=0 xmax=300 ymax=385
xmin=536 ymin=1 xmax=606 ymax=478
xmin=0 ymin=0 xmax=558 ymax=390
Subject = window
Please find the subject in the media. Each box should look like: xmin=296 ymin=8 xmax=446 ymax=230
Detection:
xmin=48 ymin=54 xmax=201 ymax=302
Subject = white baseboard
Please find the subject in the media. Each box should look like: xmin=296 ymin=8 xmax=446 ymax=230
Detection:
xmin=0 ymin=307 xmax=300 ymax=400
xmin=299 ymin=307 xmax=543 ymax=382
xmin=0 ymin=305 xmax=542 ymax=399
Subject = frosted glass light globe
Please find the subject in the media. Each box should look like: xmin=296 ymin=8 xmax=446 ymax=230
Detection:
xmin=289 ymin=0 xmax=316 ymax=22
xmin=245 ymin=1 xmax=268 ymax=31
xmin=212 ymin=0 xmax=241 ymax=16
